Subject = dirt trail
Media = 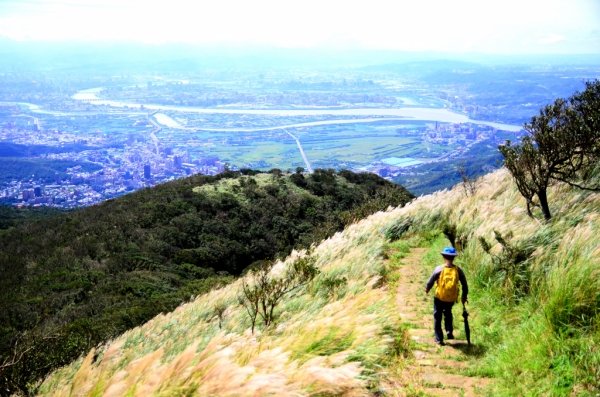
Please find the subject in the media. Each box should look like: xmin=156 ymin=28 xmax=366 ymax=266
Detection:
xmin=389 ymin=247 xmax=490 ymax=396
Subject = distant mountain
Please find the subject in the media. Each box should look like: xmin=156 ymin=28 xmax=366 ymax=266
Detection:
xmin=361 ymin=59 xmax=484 ymax=75
xmin=0 ymin=168 xmax=413 ymax=394
xmin=0 ymin=142 xmax=86 ymax=157
xmin=3 ymin=37 xmax=598 ymax=72
xmin=0 ymin=158 xmax=101 ymax=186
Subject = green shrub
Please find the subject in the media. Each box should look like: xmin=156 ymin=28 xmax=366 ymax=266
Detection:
xmin=385 ymin=217 xmax=412 ymax=241
xmin=479 ymin=231 xmax=535 ymax=300
xmin=318 ymin=274 xmax=348 ymax=299
xmin=238 ymin=256 xmax=319 ymax=333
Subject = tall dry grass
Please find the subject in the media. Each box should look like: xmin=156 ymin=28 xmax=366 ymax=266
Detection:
xmin=394 ymin=169 xmax=600 ymax=394
xmin=39 ymin=168 xmax=600 ymax=395
xmin=38 ymin=203 xmax=408 ymax=396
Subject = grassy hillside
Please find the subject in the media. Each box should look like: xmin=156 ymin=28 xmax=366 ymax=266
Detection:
xmin=0 ymin=168 xmax=413 ymax=395
xmin=39 ymin=215 xmax=404 ymax=397
xmin=39 ymin=168 xmax=600 ymax=396
xmin=398 ymin=169 xmax=600 ymax=395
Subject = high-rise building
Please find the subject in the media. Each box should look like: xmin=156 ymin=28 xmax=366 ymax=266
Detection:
xmin=22 ymin=190 xmax=35 ymax=201
xmin=34 ymin=186 xmax=43 ymax=197
xmin=144 ymin=164 xmax=151 ymax=179
xmin=174 ymin=156 xmax=182 ymax=169
xmin=55 ymin=172 xmax=61 ymax=185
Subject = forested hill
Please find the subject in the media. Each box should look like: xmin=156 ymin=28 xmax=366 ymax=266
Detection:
xmin=0 ymin=168 xmax=413 ymax=395
xmin=0 ymin=205 xmax=64 ymax=230
xmin=37 ymin=168 xmax=600 ymax=396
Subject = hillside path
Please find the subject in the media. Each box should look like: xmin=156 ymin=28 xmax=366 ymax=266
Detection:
xmin=386 ymin=247 xmax=491 ymax=396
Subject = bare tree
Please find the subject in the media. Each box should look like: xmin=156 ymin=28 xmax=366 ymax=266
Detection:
xmin=238 ymin=272 xmax=262 ymax=334
xmin=238 ymin=256 xmax=319 ymax=333
xmin=0 ymin=330 xmax=63 ymax=394
xmin=213 ymin=300 xmax=228 ymax=329
xmin=456 ymin=162 xmax=477 ymax=197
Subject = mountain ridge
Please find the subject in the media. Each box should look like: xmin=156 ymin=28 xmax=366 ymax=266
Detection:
xmin=37 ymin=168 xmax=600 ymax=395
xmin=0 ymin=168 xmax=413 ymax=395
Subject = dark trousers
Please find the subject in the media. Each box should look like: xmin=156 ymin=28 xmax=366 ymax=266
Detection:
xmin=433 ymin=297 xmax=454 ymax=342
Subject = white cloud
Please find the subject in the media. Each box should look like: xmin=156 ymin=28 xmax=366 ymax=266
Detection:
xmin=538 ymin=34 xmax=566 ymax=44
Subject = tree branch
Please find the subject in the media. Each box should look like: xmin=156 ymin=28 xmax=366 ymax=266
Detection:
xmin=552 ymin=177 xmax=600 ymax=192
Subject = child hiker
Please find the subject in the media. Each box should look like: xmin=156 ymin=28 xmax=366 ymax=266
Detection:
xmin=425 ymin=247 xmax=468 ymax=346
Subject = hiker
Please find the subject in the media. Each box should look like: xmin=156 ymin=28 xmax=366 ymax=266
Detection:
xmin=424 ymin=247 xmax=468 ymax=346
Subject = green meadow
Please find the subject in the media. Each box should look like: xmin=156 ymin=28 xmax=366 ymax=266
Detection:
xmin=168 ymin=120 xmax=440 ymax=170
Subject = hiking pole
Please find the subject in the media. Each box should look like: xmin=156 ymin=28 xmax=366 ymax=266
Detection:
xmin=462 ymin=302 xmax=471 ymax=346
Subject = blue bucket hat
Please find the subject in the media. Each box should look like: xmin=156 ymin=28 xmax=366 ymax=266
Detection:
xmin=440 ymin=246 xmax=458 ymax=257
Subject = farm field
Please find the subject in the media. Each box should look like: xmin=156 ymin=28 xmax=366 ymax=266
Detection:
xmin=161 ymin=120 xmax=444 ymax=170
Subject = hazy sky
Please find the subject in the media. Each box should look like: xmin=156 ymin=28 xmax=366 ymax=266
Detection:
xmin=0 ymin=0 xmax=598 ymax=53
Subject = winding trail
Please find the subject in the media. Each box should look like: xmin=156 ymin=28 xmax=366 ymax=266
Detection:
xmin=386 ymin=247 xmax=491 ymax=396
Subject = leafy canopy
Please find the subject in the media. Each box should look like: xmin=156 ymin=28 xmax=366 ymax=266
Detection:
xmin=499 ymin=80 xmax=600 ymax=221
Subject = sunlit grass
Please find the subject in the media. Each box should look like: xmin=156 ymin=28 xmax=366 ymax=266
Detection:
xmin=394 ymin=169 xmax=600 ymax=395
xmin=39 ymin=168 xmax=600 ymax=396
xmin=39 ymin=202 xmax=409 ymax=396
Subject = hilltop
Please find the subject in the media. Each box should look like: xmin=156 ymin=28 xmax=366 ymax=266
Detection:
xmin=0 ymin=168 xmax=413 ymax=395
xmin=37 ymin=168 xmax=600 ymax=396
xmin=0 ymin=158 xmax=102 ymax=187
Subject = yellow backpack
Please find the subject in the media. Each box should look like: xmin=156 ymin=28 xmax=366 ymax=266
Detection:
xmin=435 ymin=266 xmax=460 ymax=303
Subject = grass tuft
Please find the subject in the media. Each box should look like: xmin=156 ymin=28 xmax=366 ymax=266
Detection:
xmin=39 ymin=168 xmax=600 ymax=395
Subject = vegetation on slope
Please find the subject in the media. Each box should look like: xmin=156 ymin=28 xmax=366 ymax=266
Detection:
xmin=500 ymin=80 xmax=600 ymax=221
xmin=0 ymin=158 xmax=101 ymax=186
xmin=0 ymin=206 xmax=64 ymax=231
xmin=38 ymin=204 xmax=411 ymax=397
xmin=0 ymin=142 xmax=103 ymax=158
xmin=394 ymin=142 xmax=502 ymax=196
xmin=0 ymin=168 xmax=413 ymax=395
xmin=389 ymin=169 xmax=600 ymax=395
xmin=39 ymin=167 xmax=600 ymax=396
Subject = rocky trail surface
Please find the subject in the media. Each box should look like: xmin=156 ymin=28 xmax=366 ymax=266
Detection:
xmin=385 ymin=247 xmax=491 ymax=396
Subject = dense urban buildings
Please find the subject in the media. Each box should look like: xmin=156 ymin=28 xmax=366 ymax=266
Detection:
xmin=1 ymin=60 xmax=597 ymax=207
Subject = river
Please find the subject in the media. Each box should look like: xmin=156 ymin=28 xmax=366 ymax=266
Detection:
xmin=71 ymin=89 xmax=522 ymax=132
xmin=5 ymin=89 xmax=524 ymax=133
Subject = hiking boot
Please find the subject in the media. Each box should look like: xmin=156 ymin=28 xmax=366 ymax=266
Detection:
xmin=446 ymin=333 xmax=455 ymax=340
xmin=435 ymin=340 xmax=445 ymax=346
